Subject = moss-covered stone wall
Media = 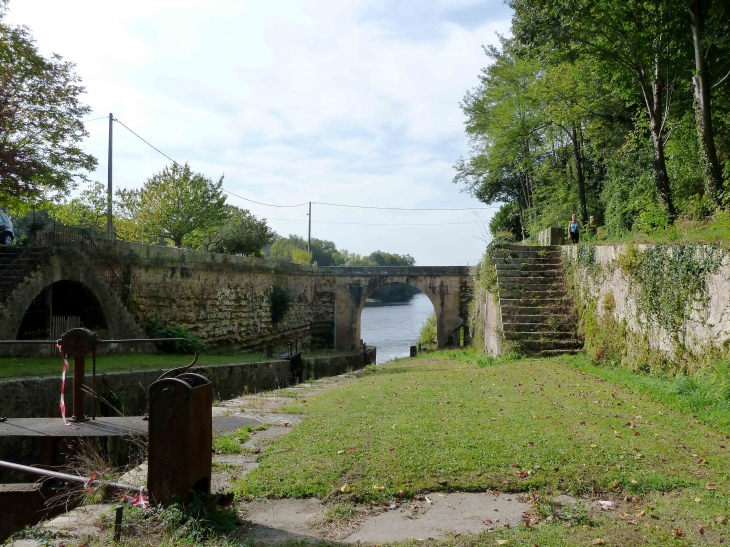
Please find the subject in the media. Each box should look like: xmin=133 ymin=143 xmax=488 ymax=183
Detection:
xmin=563 ymin=243 xmax=730 ymax=374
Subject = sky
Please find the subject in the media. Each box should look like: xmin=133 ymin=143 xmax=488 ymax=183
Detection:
xmin=6 ymin=0 xmax=512 ymax=266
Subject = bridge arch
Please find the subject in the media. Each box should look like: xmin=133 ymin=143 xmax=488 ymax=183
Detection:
xmin=323 ymin=266 xmax=474 ymax=351
xmin=0 ymin=251 xmax=145 ymax=356
xmin=355 ymin=280 xmax=439 ymax=352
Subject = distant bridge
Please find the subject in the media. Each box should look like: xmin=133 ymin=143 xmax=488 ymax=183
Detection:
xmin=320 ymin=266 xmax=475 ymax=349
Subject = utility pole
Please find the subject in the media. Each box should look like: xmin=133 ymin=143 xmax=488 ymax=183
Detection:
xmin=107 ymin=113 xmax=114 ymax=239
xmin=307 ymin=201 xmax=312 ymax=262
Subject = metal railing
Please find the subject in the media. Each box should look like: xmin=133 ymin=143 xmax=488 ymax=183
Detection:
xmin=1 ymin=224 xmax=134 ymax=314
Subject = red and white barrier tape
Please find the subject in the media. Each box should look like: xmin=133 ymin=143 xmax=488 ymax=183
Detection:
xmin=57 ymin=344 xmax=70 ymax=425
xmin=122 ymin=491 xmax=150 ymax=509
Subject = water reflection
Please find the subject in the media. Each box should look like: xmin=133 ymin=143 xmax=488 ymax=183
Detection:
xmin=360 ymin=292 xmax=434 ymax=364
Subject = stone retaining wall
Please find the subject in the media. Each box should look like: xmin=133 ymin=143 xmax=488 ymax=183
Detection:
xmin=0 ymin=349 xmax=375 ymax=419
xmin=563 ymin=243 xmax=730 ymax=372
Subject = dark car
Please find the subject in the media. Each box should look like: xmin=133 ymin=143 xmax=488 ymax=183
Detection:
xmin=0 ymin=211 xmax=14 ymax=245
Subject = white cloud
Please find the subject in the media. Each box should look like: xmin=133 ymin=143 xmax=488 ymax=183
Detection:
xmin=5 ymin=0 xmax=509 ymax=265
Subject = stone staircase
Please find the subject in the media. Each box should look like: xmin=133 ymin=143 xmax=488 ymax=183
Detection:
xmin=492 ymin=244 xmax=582 ymax=357
xmin=0 ymin=246 xmax=52 ymax=303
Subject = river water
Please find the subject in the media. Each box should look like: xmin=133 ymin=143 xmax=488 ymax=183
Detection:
xmin=360 ymin=292 xmax=434 ymax=364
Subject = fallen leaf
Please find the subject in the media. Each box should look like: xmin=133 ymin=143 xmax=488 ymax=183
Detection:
xmin=706 ymin=483 xmax=718 ymax=490
xmin=697 ymin=525 xmax=709 ymax=534
xmin=591 ymin=539 xmax=605 ymax=545
xmin=695 ymin=497 xmax=702 ymax=503
xmin=672 ymin=529 xmax=684 ymax=537
xmin=340 ymin=484 xmax=351 ymax=493
xmin=715 ymin=516 xmax=728 ymax=524
xmin=611 ymin=481 xmax=620 ymax=489
xmin=496 ymin=541 xmax=508 ymax=546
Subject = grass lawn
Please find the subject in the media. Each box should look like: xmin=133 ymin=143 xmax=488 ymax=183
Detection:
xmin=238 ymin=350 xmax=730 ymax=546
xmin=0 ymin=348 xmax=362 ymax=380
xmin=0 ymin=352 xmax=269 ymax=380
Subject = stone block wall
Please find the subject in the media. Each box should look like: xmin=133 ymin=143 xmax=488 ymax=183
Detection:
xmin=563 ymin=243 xmax=730 ymax=373
xmin=99 ymin=241 xmax=337 ymax=353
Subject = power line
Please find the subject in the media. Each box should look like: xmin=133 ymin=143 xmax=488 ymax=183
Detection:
xmin=110 ymin=117 xmax=496 ymax=212
xmin=113 ymin=117 xmax=180 ymax=166
xmin=221 ymin=188 xmax=309 ymax=208
xmin=82 ymin=116 xmax=109 ymax=123
xmin=312 ymin=201 xmax=498 ymax=211
xmin=266 ymin=216 xmax=481 ymax=226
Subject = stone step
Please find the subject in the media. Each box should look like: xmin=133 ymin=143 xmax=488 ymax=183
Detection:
xmin=497 ymin=279 xmax=565 ymax=289
xmin=493 ymin=253 xmax=562 ymax=262
xmin=501 ymin=313 xmax=573 ymax=324
xmin=498 ymin=289 xmax=568 ymax=300
xmin=494 ymin=263 xmax=561 ymax=272
xmin=496 ymin=269 xmax=564 ymax=278
xmin=514 ymin=339 xmax=584 ymax=351
xmin=533 ymin=348 xmax=584 ymax=358
xmin=497 ymin=244 xmax=562 ymax=252
xmin=493 ymin=258 xmax=562 ymax=266
xmin=502 ymin=322 xmax=575 ymax=333
xmin=503 ymin=331 xmax=574 ymax=341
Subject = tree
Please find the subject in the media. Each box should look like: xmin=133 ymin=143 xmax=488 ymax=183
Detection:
xmin=510 ymin=0 xmax=688 ymax=219
xmin=52 ymin=181 xmax=107 ymax=231
xmin=268 ymin=235 xmax=344 ymax=266
xmin=683 ymin=0 xmax=728 ymax=203
xmin=0 ymin=3 xmax=96 ymax=207
xmin=454 ymin=44 xmax=545 ymax=238
xmin=187 ymin=205 xmax=275 ymax=257
xmin=119 ymin=163 xmax=226 ymax=247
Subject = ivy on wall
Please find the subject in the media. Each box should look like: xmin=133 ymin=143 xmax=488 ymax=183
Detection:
xmin=270 ymin=285 xmax=292 ymax=324
xmin=628 ymin=245 xmax=724 ymax=332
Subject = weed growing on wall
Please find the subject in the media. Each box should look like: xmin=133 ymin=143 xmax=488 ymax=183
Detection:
xmin=145 ymin=315 xmax=206 ymax=353
xmin=270 ymin=285 xmax=292 ymax=324
xmin=632 ymin=244 xmax=725 ymax=332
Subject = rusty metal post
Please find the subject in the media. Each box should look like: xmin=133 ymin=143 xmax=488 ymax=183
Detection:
xmin=114 ymin=504 xmax=123 ymax=540
xmin=147 ymin=373 xmax=212 ymax=506
xmin=59 ymin=328 xmax=99 ymax=422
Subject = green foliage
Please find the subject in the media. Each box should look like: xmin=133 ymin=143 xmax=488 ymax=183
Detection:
xmin=116 ymin=162 xmax=227 ymax=247
xmin=417 ymin=313 xmax=437 ymax=350
xmin=456 ymin=1 xmax=730 ymax=243
xmin=0 ymin=9 xmax=97 ymax=208
xmin=51 ymin=181 xmax=108 ymax=232
xmin=187 ymin=205 xmax=275 ymax=257
xmin=476 ymin=351 xmax=520 ymax=368
xmin=145 ymin=315 xmax=206 ymax=353
xmin=270 ymin=285 xmax=291 ymax=324
xmin=632 ymin=244 xmax=725 ymax=332
xmin=268 ymin=234 xmax=341 ymax=265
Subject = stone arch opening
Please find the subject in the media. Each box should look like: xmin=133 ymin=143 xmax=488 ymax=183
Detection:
xmin=356 ymin=281 xmax=438 ymax=362
xmin=17 ymin=280 xmax=109 ymax=340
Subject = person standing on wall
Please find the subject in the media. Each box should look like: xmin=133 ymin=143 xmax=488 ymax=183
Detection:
xmin=568 ymin=214 xmax=580 ymax=244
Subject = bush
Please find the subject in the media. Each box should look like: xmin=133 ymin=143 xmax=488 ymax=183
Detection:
xmin=417 ymin=313 xmax=437 ymax=350
xmin=145 ymin=315 xmax=206 ymax=353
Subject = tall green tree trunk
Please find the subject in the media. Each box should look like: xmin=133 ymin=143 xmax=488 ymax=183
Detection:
xmin=639 ymin=72 xmax=677 ymax=220
xmin=571 ymin=125 xmax=588 ymax=222
xmin=686 ymin=0 xmax=723 ymax=203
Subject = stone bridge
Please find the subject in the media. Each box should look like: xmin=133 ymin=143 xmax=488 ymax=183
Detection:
xmin=320 ymin=266 xmax=474 ymax=349
xmin=0 ymin=240 xmax=475 ymax=355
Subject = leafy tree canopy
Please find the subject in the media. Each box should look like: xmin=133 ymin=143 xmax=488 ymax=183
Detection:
xmin=0 ymin=3 xmax=96 ymax=208
xmin=117 ymin=163 xmax=227 ymax=247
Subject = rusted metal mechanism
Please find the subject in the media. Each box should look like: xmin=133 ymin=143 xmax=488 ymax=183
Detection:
xmin=0 ymin=330 xmax=198 ymax=421
xmin=147 ymin=373 xmax=212 ymax=505
xmin=288 ymin=338 xmax=302 ymax=384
